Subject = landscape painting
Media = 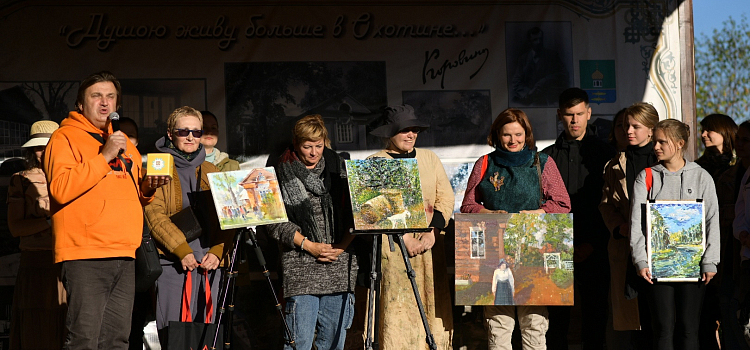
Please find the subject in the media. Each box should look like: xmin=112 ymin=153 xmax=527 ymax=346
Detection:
xmin=647 ymin=201 xmax=705 ymax=281
xmin=345 ymin=158 xmax=428 ymax=231
xmin=207 ymin=168 xmax=288 ymax=230
xmin=454 ymin=213 xmax=574 ymax=306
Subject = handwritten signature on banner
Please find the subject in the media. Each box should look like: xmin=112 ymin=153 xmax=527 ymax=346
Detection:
xmin=422 ymin=48 xmax=490 ymax=89
xmin=58 ymin=13 xmax=488 ymax=51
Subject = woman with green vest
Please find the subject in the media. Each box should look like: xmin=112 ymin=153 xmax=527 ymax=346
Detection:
xmin=461 ymin=108 xmax=571 ymax=350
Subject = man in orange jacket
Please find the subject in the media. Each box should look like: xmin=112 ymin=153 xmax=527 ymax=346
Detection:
xmin=44 ymin=71 xmax=169 ymax=349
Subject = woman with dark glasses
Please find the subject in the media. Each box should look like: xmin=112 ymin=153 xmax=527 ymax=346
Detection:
xmin=144 ymin=106 xmax=233 ymax=347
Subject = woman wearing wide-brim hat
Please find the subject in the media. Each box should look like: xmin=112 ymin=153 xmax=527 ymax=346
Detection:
xmin=7 ymin=120 xmax=67 ymax=350
xmin=365 ymin=104 xmax=455 ymax=349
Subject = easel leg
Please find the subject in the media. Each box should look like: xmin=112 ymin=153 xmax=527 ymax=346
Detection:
xmin=214 ymin=228 xmax=243 ymax=349
xmin=365 ymin=235 xmax=382 ymax=350
xmin=394 ymin=233 xmax=437 ymax=350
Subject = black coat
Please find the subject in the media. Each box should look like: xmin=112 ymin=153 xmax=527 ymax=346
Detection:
xmin=542 ymin=126 xmax=615 ymax=251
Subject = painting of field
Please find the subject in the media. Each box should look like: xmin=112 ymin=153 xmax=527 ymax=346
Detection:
xmin=647 ymin=201 xmax=705 ymax=281
xmin=207 ymin=168 xmax=288 ymax=230
xmin=454 ymin=213 xmax=574 ymax=306
xmin=345 ymin=159 xmax=428 ymax=231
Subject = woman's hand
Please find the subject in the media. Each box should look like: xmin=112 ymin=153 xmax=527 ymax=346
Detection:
xmin=702 ymin=272 xmax=716 ymax=285
xmin=519 ymin=209 xmax=545 ymax=214
xmin=200 ymin=253 xmax=220 ymax=271
xmin=638 ymin=267 xmax=653 ymax=284
xmin=402 ymin=235 xmax=425 ymax=257
xmin=181 ymin=253 xmax=200 ymax=272
xmin=304 ymin=242 xmax=332 ymax=259
xmin=317 ymin=244 xmax=345 ymax=263
xmin=418 ymin=229 xmax=437 ymax=251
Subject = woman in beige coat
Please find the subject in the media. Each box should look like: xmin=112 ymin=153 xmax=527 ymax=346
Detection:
xmin=366 ymin=105 xmax=454 ymax=350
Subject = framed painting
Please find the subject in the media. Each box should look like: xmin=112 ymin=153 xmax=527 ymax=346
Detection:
xmin=454 ymin=213 xmax=574 ymax=306
xmin=345 ymin=158 xmax=428 ymax=232
xmin=207 ymin=168 xmax=288 ymax=230
xmin=647 ymin=201 xmax=705 ymax=282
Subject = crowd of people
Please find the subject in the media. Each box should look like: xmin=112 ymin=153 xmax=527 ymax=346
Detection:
xmin=4 ymin=70 xmax=750 ymax=350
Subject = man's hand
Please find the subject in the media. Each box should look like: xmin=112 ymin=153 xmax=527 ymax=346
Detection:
xmin=181 ymin=253 xmax=199 ymax=272
xmin=141 ymin=176 xmax=170 ymax=195
xmin=101 ymin=131 xmax=128 ymax=162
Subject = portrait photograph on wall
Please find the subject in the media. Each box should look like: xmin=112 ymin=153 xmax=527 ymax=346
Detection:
xmin=455 ymin=213 xmax=574 ymax=306
xmin=505 ymin=21 xmax=574 ymax=108
xmin=345 ymin=158 xmax=428 ymax=231
xmin=647 ymin=201 xmax=705 ymax=281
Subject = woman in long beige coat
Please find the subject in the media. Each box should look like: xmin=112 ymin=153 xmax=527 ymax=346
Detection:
xmin=366 ymin=105 xmax=454 ymax=350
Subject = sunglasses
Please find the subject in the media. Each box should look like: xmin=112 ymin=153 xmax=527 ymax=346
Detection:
xmin=399 ymin=127 xmax=422 ymax=134
xmin=173 ymin=129 xmax=204 ymax=138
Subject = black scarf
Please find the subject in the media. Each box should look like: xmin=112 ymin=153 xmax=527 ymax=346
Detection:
xmin=276 ymin=149 xmax=335 ymax=244
xmin=625 ymin=142 xmax=657 ymax=197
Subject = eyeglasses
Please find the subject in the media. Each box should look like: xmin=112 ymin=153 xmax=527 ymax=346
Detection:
xmin=399 ymin=127 xmax=422 ymax=134
xmin=173 ymin=129 xmax=204 ymax=138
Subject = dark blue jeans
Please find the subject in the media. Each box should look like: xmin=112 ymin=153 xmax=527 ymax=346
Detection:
xmin=283 ymin=292 xmax=355 ymax=350
xmin=62 ymin=258 xmax=135 ymax=350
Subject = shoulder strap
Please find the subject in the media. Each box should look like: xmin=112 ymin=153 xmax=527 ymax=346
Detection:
xmin=480 ymin=154 xmax=489 ymax=179
xmin=645 ymin=167 xmax=653 ymax=192
xmin=535 ymin=153 xmax=543 ymax=207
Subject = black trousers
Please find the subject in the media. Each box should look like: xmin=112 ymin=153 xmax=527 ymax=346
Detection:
xmin=646 ymin=281 xmax=706 ymax=350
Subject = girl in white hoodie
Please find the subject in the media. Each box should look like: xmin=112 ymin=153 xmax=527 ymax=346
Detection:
xmin=630 ymin=118 xmax=720 ymax=350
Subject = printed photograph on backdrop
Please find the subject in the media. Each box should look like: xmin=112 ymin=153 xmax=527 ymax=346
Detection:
xmin=454 ymin=213 xmax=574 ymax=306
xmin=402 ymin=90 xmax=493 ymax=147
xmin=505 ymin=21 xmax=574 ymax=108
xmin=647 ymin=201 xmax=705 ymax=281
xmin=224 ymin=61 xmax=388 ymax=160
xmin=207 ymin=168 xmax=288 ymax=230
xmin=345 ymin=158 xmax=428 ymax=231
xmin=442 ymin=161 xmax=475 ymax=214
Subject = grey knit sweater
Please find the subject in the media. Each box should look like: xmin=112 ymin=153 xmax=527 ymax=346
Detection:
xmin=267 ymin=160 xmax=358 ymax=298
xmin=629 ymin=161 xmax=720 ymax=273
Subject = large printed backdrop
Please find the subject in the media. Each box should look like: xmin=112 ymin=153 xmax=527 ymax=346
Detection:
xmin=0 ymin=1 xmax=689 ymax=164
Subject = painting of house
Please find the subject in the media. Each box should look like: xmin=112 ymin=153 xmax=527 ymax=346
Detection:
xmin=345 ymin=158 xmax=428 ymax=231
xmin=647 ymin=201 xmax=705 ymax=281
xmin=207 ymin=168 xmax=288 ymax=230
xmin=455 ymin=213 xmax=574 ymax=306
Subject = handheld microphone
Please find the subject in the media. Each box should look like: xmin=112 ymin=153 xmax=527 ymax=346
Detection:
xmin=109 ymin=112 xmax=121 ymax=132
xmin=108 ymin=112 xmax=124 ymax=155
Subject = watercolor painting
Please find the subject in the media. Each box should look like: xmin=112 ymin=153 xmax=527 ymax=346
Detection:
xmin=454 ymin=213 xmax=574 ymax=306
xmin=207 ymin=168 xmax=288 ymax=230
xmin=345 ymin=158 xmax=428 ymax=231
xmin=647 ymin=201 xmax=705 ymax=281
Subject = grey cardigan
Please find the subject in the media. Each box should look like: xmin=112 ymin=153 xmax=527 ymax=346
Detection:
xmin=629 ymin=161 xmax=720 ymax=273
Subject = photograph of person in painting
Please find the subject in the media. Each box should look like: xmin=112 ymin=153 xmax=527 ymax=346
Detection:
xmin=492 ymin=258 xmax=515 ymax=305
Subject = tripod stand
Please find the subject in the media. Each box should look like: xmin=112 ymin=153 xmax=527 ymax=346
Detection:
xmin=212 ymin=226 xmax=296 ymax=350
xmin=359 ymin=227 xmax=437 ymax=350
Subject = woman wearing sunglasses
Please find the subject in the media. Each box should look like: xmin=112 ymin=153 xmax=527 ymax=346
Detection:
xmin=144 ymin=106 xmax=233 ymax=346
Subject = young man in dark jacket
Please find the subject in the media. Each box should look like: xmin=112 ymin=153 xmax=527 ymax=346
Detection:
xmin=542 ymin=87 xmax=616 ymax=350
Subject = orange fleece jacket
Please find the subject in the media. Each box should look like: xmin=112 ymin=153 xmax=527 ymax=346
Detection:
xmin=44 ymin=111 xmax=153 ymax=263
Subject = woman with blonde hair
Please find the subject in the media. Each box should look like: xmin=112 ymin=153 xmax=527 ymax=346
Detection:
xmin=267 ymin=114 xmax=358 ymax=350
xmin=144 ymin=106 xmax=233 ymax=346
xmin=461 ymin=108 xmax=570 ymax=350
xmin=630 ymin=119 xmax=719 ymax=349
xmin=599 ymin=102 xmax=660 ymax=342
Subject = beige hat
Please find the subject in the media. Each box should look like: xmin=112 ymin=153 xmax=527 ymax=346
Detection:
xmin=22 ymin=120 xmax=59 ymax=148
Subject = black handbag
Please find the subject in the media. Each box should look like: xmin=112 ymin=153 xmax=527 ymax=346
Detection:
xmin=170 ymin=206 xmax=203 ymax=242
xmin=166 ymin=270 xmax=223 ymax=350
xmin=134 ymin=226 xmax=163 ymax=292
